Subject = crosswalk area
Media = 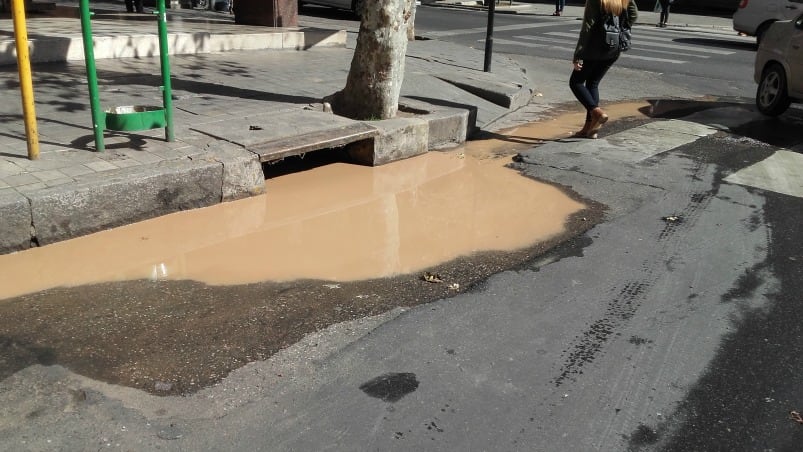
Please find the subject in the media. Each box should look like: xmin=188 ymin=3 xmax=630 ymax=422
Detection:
xmin=517 ymin=111 xmax=803 ymax=199
xmin=476 ymin=23 xmax=753 ymax=65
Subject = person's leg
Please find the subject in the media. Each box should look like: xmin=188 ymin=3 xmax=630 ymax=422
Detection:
xmin=582 ymin=58 xmax=617 ymax=133
xmin=659 ymin=0 xmax=670 ymax=25
xmin=125 ymin=0 xmax=134 ymax=12
xmin=570 ymin=66 xmax=595 ymax=115
xmin=134 ymin=0 xmax=143 ymax=12
xmin=569 ymin=65 xmax=596 ymax=136
xmin=583 ymin=60 xmax=614 ymax=107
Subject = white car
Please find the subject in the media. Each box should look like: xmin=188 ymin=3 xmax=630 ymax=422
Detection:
xmin=755 ymin=13 xmax=803 ymax=116
xmin=734 ymin=0 xmax=803 ymax=43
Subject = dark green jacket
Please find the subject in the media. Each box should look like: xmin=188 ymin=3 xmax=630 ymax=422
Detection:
xmin=573 ymin=0 xmax=638 ymax=62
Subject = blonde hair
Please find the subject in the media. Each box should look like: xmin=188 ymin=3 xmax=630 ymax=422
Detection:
xmin=601 ymin=0 xmax=629 ymax=15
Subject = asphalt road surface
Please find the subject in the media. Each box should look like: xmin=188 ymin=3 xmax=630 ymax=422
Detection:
xmin=412 ymin=6 xmax=757 ymax=99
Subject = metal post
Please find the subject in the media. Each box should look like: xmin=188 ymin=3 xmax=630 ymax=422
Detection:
xmin=79 ymin=0 xmax=105 ymax=152
xmin=156 ymin=0 xmax=175 ymax=141
xmin=483 ymin=0 xmax=496 ymax=72
xmin=11 ymin=0 xmax=40 ymax=160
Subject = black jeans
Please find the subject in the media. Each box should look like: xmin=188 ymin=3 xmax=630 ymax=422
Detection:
xmin=569 ymin=57 xmax=617 ymax=121
xmin=659 ymin=0 xmax=671 ymax=24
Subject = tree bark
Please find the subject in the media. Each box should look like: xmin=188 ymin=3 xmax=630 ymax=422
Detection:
xmin=407 ymin=0 xmax=416 ymax=41
xmin=328 ymin=0 xmax=414 ymax=120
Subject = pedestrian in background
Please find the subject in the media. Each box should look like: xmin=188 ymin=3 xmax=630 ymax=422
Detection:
xmin=569 ymin=0 xmax=638 ymax=138
xmin=553 ymin=0 xmax=565 ymax=16
xmin=657 ymin=0 xmax=672 ymax=27
xmin=125 ymin=0 xmax=144 ymax=13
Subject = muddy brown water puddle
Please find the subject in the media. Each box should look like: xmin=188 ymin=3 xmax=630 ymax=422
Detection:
xmin=0 ymin=103 xmax=652 ymax=301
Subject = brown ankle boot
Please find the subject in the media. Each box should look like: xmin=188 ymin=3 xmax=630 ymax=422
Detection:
xmin=589 ymin=107 xmax=608 ymax=135
xmin=571 ymin=120 xmax=597 ymax=139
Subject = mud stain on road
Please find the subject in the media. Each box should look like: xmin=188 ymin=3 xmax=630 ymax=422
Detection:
xmin=0 ymin=103 xmax=655 ymax=395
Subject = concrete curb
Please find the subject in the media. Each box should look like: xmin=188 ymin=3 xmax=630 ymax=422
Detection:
xmin=401 ymin=99 xmax=478 ymax=150
xmin=0 ymin=28 xmax=347 ymax=66
xmin=0 ymin=190 xmax=31 ymax=252
xmin=28 ymin=157 xmax=224 ymax=246
xmin=10 ymin=146 xmax=265 ymax=251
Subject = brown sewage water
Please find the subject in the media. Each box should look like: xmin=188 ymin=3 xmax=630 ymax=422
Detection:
xmin=0 ymin=106 xmax=645 ymax=301
xmin=0 ymin=153 xmax=581 ymax=300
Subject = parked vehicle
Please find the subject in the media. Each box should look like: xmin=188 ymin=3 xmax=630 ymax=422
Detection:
xmin=299 ymin=0 xmax=362 ymax=15
xmin=298 ymin=0 xmax=419 ymax=16
xmin=733 ymin=0 xmax=803 ymax=43
xmin=754 ymin=13 xmax=803 ymax=116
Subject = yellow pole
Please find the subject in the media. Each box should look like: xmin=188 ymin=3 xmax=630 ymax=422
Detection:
xmin=11 ymin=0 xmax=40 ymax=160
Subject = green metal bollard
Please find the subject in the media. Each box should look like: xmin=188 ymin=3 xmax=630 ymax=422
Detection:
xmin=78 ymin=0 xmax=105 ymax=152
xmin=156 ymin=0 xmax=175 ymax=142
xmin=78 ymin=0 xmax=175 ymax=151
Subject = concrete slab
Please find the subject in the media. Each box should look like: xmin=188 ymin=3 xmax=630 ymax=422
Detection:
xmin=194 ymin=109 xmax=380 ymax=163
xmin=724 ymin=150 xmax=803 ymax=199
xmin=519 ymin=120 xmax=718 ymax=167
xmin=683 ymin=106 xmax=767 ymax=131
xmin=435 ymin=71 xmax=532 ymax=110
xmin=252 ymin=124 xmax=379 ymax=163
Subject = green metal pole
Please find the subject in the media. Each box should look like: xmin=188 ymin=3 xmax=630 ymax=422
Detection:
xmin=156 ymin=0 xmax=175 ymax=142
xmin=78 ymin=0 xmax=104 ymax=151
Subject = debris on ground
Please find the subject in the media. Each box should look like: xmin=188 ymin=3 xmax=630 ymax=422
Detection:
xmin=422 ymin=272 xmax=444 ymax=283
xmin=448 ymin=283 xmax=460 ymax=291
xmin=790 ymin=411 xmax=803 ymax=424
xmin=661 ymin=215 xmax=683 ymax=223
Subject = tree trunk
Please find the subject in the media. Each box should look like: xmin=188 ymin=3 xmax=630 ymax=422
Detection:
xmin=407 ymin=0 xmax=416 ymax=41
xmin=328 ymin=0 xmax=413 ymax=120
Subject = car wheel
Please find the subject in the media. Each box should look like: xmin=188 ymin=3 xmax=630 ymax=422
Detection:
xmin=756 ymin=64 xmax=791 ymax=117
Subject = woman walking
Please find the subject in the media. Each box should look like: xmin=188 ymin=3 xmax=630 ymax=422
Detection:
xmin=569 ymin=0 xmax=638 ymax=138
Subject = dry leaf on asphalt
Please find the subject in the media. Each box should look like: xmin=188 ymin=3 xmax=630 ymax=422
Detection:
xmin=790 ymin=411 xmax=803 ymax=424
xmin=422 ymin=272 xmax=444 ymax=283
